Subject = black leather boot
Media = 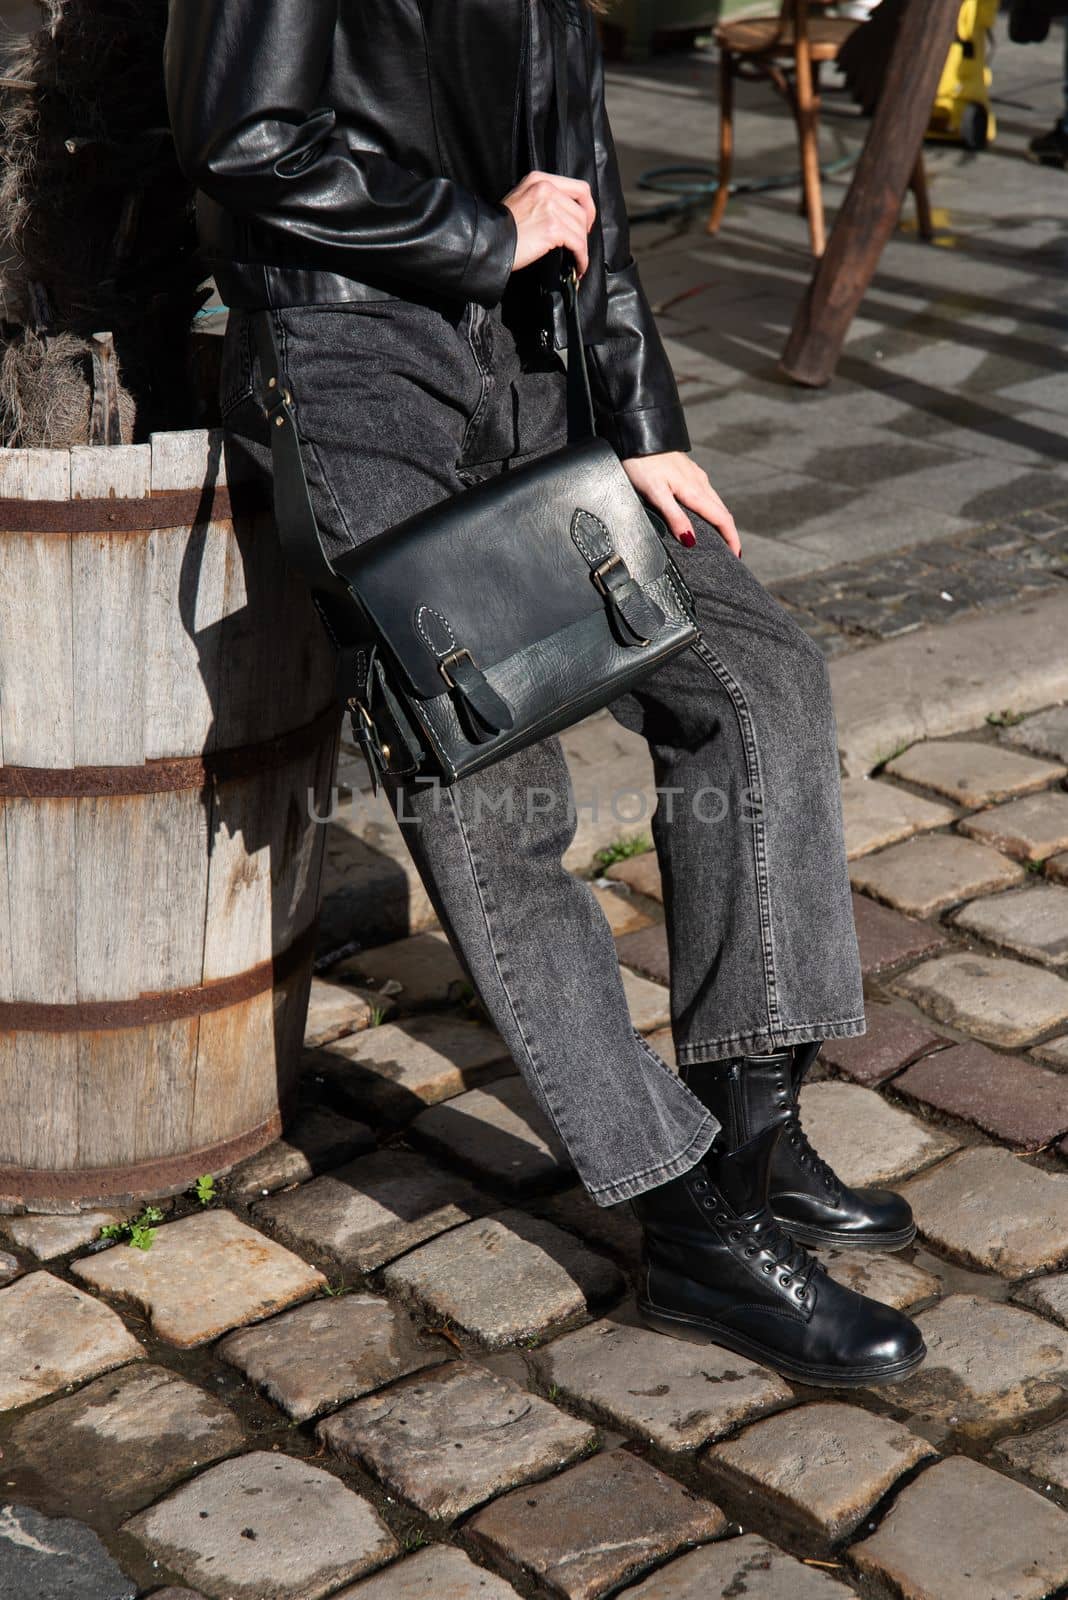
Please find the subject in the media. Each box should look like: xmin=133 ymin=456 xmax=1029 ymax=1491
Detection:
xmin=680 ymin=1048 xmax=916 ymax=1252
xmin=630 ymin=1117 xmax=925 ymax=1387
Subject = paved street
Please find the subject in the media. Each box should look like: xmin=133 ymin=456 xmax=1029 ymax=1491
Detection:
xmin=2 ymin=10 xmax=1068 ymax=1600
xmin=3 ymin=652 xmax=1068 ymax=1596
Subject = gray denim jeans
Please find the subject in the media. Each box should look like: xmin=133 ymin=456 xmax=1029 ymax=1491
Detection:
xmin=220 ymin=290 xmax=865 ymax=1207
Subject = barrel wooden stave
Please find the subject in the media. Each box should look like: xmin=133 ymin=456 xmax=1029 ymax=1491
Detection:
xmin=0 ymin=430 xmax=338 ymax=1209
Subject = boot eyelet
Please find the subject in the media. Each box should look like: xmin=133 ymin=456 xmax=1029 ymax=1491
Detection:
xmin=702 ymin=1198 xmax=714 ymax=1209
xmin=715 ymin=1213 xmax=728 ymax=1225
xmin=794 ymin=1285 xmax=805 ymax=1298
xmin=762 ymin=1262 xmax=774 ymax=1273
xmin=693 ymin=1178 xmax=708 ymax=1192
xmin=729 ymin=1229 xmax=742 ymax=1241
xmin=744 ymin=1246 xmax=756 ymax=1257
xmin=780 ymin=1275 xmax=792 ymax=1288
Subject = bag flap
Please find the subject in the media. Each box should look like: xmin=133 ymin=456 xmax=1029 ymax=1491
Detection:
xmin=333 ymin=437 xmax=671 ymax=700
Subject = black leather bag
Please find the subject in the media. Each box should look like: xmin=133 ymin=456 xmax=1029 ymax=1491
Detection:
xmin=250 ymin=20 xmax=701 ymax=790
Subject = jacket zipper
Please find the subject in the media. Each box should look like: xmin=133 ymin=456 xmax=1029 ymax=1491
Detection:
xmin=512 ymin=0 xmax=531 ymax=184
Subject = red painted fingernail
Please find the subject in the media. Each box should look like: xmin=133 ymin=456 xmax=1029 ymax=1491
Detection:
xmin=680 ymin=529 xmax=696 ymax=548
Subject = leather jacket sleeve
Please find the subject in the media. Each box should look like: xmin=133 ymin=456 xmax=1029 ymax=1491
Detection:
xmin=582 ymin=15 xmax=691 ymax=459
xmin=164 ymin=0 xmax=518 ymax=307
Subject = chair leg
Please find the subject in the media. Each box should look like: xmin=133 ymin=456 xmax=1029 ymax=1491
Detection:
xmin=706 ymin=46 xmax=734 ymax=236
xmin=910 ymin=151 xmax=934 ymax=241
xmin=794 ymin=35 xmax=825 ymax=256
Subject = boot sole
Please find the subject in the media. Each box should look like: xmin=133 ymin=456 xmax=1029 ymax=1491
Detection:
xmin=636 ymin=1300 xmax=926 ymax=1388
xmin=772 ymin=1217 xmax=917 ymax=1253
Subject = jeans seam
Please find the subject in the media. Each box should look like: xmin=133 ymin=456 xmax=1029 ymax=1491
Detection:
xmin=688 ymin=634 xmax=782 ymax=1033
xmin=436 ymin=779 xmax=582 ymax=1158
xmin=274 ymin=310 xmax=360 ymax=555
xmin=676 ymin=1014 xmax=867 ymax=1064
xmin=584 ymin=1109 xmax=719 ymax=1200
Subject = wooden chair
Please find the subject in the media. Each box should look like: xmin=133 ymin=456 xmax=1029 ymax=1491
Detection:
xmin=707 ymin=0 xmax=933 ymax=256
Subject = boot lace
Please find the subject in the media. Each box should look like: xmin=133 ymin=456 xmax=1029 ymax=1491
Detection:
xmin=692 ymin=1175 xmax=823 ymax=1300
xmin=782 ymin=1109 xmax=843 ymax=1198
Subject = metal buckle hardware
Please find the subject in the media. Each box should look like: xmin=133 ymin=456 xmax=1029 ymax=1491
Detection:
xmin=591 ymin=554 xmax=625 ymax=597
xmin=438 ymin=647 xmax=474 ymax=689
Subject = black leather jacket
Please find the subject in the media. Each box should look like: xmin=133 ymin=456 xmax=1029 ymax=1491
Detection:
xmin=163 ymin=0 xmax=690 ymax=458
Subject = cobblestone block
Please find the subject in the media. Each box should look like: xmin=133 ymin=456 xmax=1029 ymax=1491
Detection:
xmin=530 ymin=1313 xmax=793 ymax=1454
xmin=703 ymin=1401 xmax=934 ymax=1545
xmin=896 ymin=1039 xmax=1068 ymax=1147
xmin=644 ymin=1026 xmax=677 ymax=1069
xmin=218 ymin=1294 xmax=446 ymax=1422
xmin=851 ymin=893 xmax=949 ymax=978
xmin=961 ymin=791 xmax=1068 ymax=863
xmin=900 ymin=1146 xmax=1068 ymax=1275
xmin=615 ymin=923 xmax=670 ymax=987
xmin=621 ymin=966 xmax=672 ymax=1032
xmin=148 ymin=1590 xmax=208 ymax=1599
xmin=71 ymin=1212 xmax=325 ymax=1349
xmin=306 ymin=1016 xmax=515 ymax=1126
xmin=815 ymin=1247 xmax=941 ymax=1311
xmin=952 ymin=884 xmax=1068 ymax=966
xmin=317 ymin=1360 xmax=594 ymax=1521
xmin=592 ymin=883 xmax=655 ymax=936
xmin=305 ymin=978 xmax=380 ymax=1048
xmin=850 ymin=835 xmax=1025 ymax=917
xmin=850 ymin=1456 xmax=1068 ymax=1600
xmin=123 ymin=1451 xmax=397 ymax=1600
xmin=380 ymin=1210 xmax=624 ymax=1350
xmin=797 ymin=1081 xmax=958 ymax=1186
xmin=1001 ymin=704 xmax=1068 ymax=764
xmin=0 ymin=1209 xmax=137 ymax=1262
xmin=1032 ymin=1033 xmax=1068 ymax=1066
xmin=605 ymin=851 xmax=663 ymax=903
xmin=892 ymin=952 xmax=1068 ymax=1047
xmin=888 ymin=1294 xmax=1068 ymax=1437
xmin=1012 ymin=1272 xmax=1068 ymax=1328
xmin=820 ymin=1006 xmax=949 ymax=1086
xmin=336 ymin=931 xmax=468 ymax=1010
xmin=4 ymin=1363 xmax=244 ymax=1518
xmin=841 ymin=777 xmax=956 ymax=859
xmin=530 ymin=1188 xmax=643 ymax=1273
xmin=335 ymin=1545 xmax=524 ymax=1598
xmin=0 ymin=1252 xmax=19 ymax=1286
xmin=409 ymin=1077 xmax=571 ymax=1194
xmin=465 ymin=1449 xmax=727 ymax=1600
xmin=253 ymin=1150 xmax=490 ymax=1275
xmin=615 ymin=1536 xmax=858 ymax=1598
xmin=227 ymin=1107 xmax=376 ymax=1200
xmin=0 ymin=1503 xmax=137 ymax=1599
xmin=885 ymin=739 xmax=1065 ymax=806
xmin=1048 ymin=850 xmax=1068 ymax=884
xmin=993 ymin=1417 xmax=1068 ymax=1494
xmin=0 ymin=1271 xmax=144 ymax=1409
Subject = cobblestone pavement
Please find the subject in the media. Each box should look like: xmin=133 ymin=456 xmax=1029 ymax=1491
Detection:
xmin=5 ymin=700 xmax=1068 ymax=1598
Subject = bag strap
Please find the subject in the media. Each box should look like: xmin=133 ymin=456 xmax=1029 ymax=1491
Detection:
xmin=550 ymin=12 xmax=597 ymax=443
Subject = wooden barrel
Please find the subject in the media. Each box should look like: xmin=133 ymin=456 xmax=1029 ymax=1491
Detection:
xmin=0 ymin=431 xmax=339 ymax=1211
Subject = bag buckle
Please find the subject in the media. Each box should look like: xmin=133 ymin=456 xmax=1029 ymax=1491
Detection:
xmin=591 ymin=554 xmax=625 ymax=597
xmin=438 ymin=647 xmax=474 ymax=689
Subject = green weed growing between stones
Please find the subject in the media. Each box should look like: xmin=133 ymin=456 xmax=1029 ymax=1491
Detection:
xmin=99 ymin=1204 xmax=164 ymax=1251
xmin=593 ymin=833 xmax=652 ymax=872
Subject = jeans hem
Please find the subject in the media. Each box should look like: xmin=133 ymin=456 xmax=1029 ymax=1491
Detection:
xmin=675 ymin=1014 xmax=867 ymax=1067
xmin=583 ymin=1109 xmax=721 ymax=1208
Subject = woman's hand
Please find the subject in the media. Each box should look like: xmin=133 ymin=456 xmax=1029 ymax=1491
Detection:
xmin=502 ymin=171 xmax=597 ymax=278
xmin=622 ymin=451 xmax=741 ymax=558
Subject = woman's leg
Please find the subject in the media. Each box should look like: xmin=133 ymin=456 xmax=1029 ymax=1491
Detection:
xmin=603 ymin=519 xmax=865 ymax=1064
xmin=221 ymin=296 xmax=718 ymax=1208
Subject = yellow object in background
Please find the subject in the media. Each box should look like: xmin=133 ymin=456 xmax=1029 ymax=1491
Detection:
xmin=929 ymin=0 xmax=999 ymax=148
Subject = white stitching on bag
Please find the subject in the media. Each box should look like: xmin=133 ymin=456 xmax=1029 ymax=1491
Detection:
xmin=415 ymin=604 xmax=457 ymax=657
